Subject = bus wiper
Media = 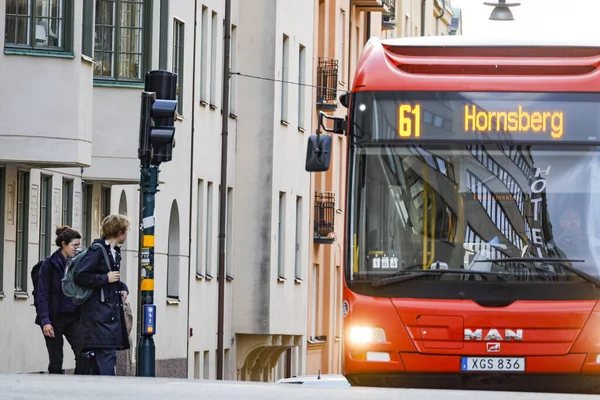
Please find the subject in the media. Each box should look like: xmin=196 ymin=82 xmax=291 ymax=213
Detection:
xmin=478 ymin=257 xmax=600 ymax=286
xmin=371 ymin=269 xmax=509 ymax=288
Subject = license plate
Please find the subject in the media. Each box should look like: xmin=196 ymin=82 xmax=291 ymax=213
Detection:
xmin=461 ymin=357 xmax=525 ymax=372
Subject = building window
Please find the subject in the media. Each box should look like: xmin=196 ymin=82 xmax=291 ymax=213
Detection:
xmin=0 ymin=167 xmax=5 ymax=294
xmin=167 ymin=201 xmax=180 ymax=299
xmin=15 ymin=171 xmax=29 ymax=293
xmin=172 ymin=18 xmax=184 ymax=115
xmin=334 ymin=265 xmax=341 ymax=337
xmin=94 ymin=0 xmax=150 ymax=81
xmin=62 ymin=178 xmax=73 ymax=226
xmin=196 ymin=179 xmax=204 ymax=277
xmin=81 ymin=183 xmax=92 ymax=248
xmin=205 ymin=182 xmax=213 ymax=278
xmin=199 ymin=6 xmax=208 ymax=104
xmin=229 ymin=24 xmax=237 ymax=116
xmin=310 ymin=264 xmax=318 ymax=338
xmin=281 ymin=34 xmax=289 ymax=123
xmin=338 ymin=137 xmax=344 ymax=201
xmin=225 ymin=187 xmax=233 ymax=277
xmin=294 ymin=196 xmax=303 ymax=280
xmin=39 ymin=175 xmax=53 ymax=260
xmin=4 ymin=0 xmax=73 ymax=52
xmin=338 ymin=10 xmax=346 ymax=83
xmin=297 ymin=44 xmax=306 ymax=129
xmin=277 ymin=192 xmax=286 ymax=279
xmin=101 ymin=186 xmax=111 ymax=223
xmin=203 ymin=350 xmax=210 ymax=379
xmin=209 ymin=11 xmax=217 ymax=107
xmin=81 ymin=0 xmax=93 ymax=57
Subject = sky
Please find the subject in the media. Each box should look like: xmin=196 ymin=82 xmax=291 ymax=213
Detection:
xmin=450 ymin=0 xmax=600 ymax=39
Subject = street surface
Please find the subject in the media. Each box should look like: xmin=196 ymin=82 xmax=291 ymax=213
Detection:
xmin=0 ymin=373 xmax=596 ymax=400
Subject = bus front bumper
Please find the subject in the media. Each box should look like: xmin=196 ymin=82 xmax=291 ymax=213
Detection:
xmin=345 ymin=372 xmax=600 ymax=394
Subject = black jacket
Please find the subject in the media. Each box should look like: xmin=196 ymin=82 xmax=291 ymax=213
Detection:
xmin=35 ymin=250 xmax=79 ymax=326
xmin=73 ymin=239 xmax=130 ymax=351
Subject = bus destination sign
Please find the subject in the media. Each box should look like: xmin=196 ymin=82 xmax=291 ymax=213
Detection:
xmin=354 ymin=91 xmax=600 ymax=144
xmin=399 ymin=103 xmax=567 ymax=141
xmin=463 ymin=105 xmax=564 ymax=139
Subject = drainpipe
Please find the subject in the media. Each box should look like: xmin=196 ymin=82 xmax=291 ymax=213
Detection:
xmin=420 ymin=0 xmax=426 ymax=36
xmin=216 ymin=0 xmax=232 ymax=381
xmin=185 ymin=0 xmax=198 ymax=378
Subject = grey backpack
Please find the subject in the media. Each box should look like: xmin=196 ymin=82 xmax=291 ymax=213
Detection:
xmin=61 ymin=243 xmax=112 ymax=305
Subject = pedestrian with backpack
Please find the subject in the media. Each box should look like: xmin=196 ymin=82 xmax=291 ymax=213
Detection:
xmin=73 ymin=214 xmax=131 ymax=375
xmin=34 ymin=226 xmax=87 ymax=374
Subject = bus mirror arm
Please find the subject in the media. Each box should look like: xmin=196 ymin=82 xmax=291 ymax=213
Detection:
xmin=318 ymin=111 xmax=346 ymax=135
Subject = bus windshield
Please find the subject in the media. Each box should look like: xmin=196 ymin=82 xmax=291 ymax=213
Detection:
xmin=348 ymin=145 xmax=600 ymax=286
xmin=347 ymin=91 xmax=600 ymax=293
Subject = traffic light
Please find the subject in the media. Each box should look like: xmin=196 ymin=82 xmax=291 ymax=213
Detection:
xmin=138 ymin=70 xmax=178 ymax=165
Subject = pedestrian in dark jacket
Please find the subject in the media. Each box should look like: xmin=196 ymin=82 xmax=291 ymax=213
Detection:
xmin=73 ymin=214 xmax=130 ymax=376
xmin=36 ymin=226 xmax=86 ymax=374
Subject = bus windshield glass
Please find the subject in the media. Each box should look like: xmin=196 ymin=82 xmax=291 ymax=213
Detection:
xmin=347 ymin=91 xmax=600 ymax=292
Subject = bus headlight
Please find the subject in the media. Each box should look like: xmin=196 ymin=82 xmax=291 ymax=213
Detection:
xmin=349 ymin=326 xmax=386 ymax=344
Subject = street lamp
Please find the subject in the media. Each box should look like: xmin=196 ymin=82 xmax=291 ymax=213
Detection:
xmin=484 ymin=0 xmax=520 ymax=21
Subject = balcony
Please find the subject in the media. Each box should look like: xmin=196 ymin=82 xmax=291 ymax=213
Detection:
xmin=382 ymin=9 xmax=396 ymax=30
xmin=314 ymin=191 xmax=335 ymax=244
xmin=0 ymin=54 xmax=93 ymax=168
xmin=351 ymin=0 xmax=389 ymax=12
xmin=316 ymin=58 xmax=338 ymax=111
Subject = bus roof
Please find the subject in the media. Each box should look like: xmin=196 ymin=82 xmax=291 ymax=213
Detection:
xmin=379 ymin=35 xmax=600 ymax=49
xmin=352 ymin=36 xmax=600 ymax=93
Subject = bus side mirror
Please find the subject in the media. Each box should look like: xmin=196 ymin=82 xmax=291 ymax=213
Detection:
xmin=305 ymin=134 xmax=332 ymax=172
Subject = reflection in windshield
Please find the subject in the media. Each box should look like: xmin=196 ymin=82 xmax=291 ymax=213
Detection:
xmin=349 ymin=144 xmax=600 ymax=284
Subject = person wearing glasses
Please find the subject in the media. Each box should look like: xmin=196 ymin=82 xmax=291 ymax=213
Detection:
xmin=35 ymin=226 xmax=86 ymax=374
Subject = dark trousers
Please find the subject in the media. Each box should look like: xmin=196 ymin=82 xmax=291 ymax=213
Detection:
xmin=42 ymin=312 xmax=86 ymax=374
xmin=87 ymin=348 xmax=117 ymax=376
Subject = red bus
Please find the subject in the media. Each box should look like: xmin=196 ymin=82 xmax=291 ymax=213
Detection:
xmin=306 ymin=36 xmax=600 ymax=394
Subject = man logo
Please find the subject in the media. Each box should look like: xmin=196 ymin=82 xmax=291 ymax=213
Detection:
xmin=487 ymin=342 xmax=500 ymax=352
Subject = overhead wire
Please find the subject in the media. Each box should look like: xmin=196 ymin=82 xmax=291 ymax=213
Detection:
xmin=231 ymin=71 xmax=349 ymax=93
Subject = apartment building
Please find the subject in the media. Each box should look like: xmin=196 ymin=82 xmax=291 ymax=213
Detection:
xmin=389 ymin=0 xmax=455 ymax=39
xmin=307 ymin=0 xmax=457 ymax=375
xmin=0 ymin=0 xmax=312 ymax=381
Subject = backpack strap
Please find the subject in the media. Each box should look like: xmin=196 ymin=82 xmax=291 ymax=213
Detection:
xmin=91 ymin=243 xmax=113 ymax=302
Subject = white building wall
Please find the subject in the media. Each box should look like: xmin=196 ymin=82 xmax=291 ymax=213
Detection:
xmin=185 ymin=0 xmax=239 ymax=381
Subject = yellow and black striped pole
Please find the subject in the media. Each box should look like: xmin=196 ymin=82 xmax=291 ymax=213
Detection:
xmin=137 ymin=164 xmax=158 ymax=377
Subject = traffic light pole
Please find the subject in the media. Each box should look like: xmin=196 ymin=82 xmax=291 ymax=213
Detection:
xmin=136 ymin=71 xmax=177 ymax=378
xmin=137 ymin=162 xmax=158 ymax=377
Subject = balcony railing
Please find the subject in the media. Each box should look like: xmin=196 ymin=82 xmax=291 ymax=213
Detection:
xmin=316 ymin=57 xmax=338 ymax=111
xmin=314 ymin=191 xmax=335 ymax=244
